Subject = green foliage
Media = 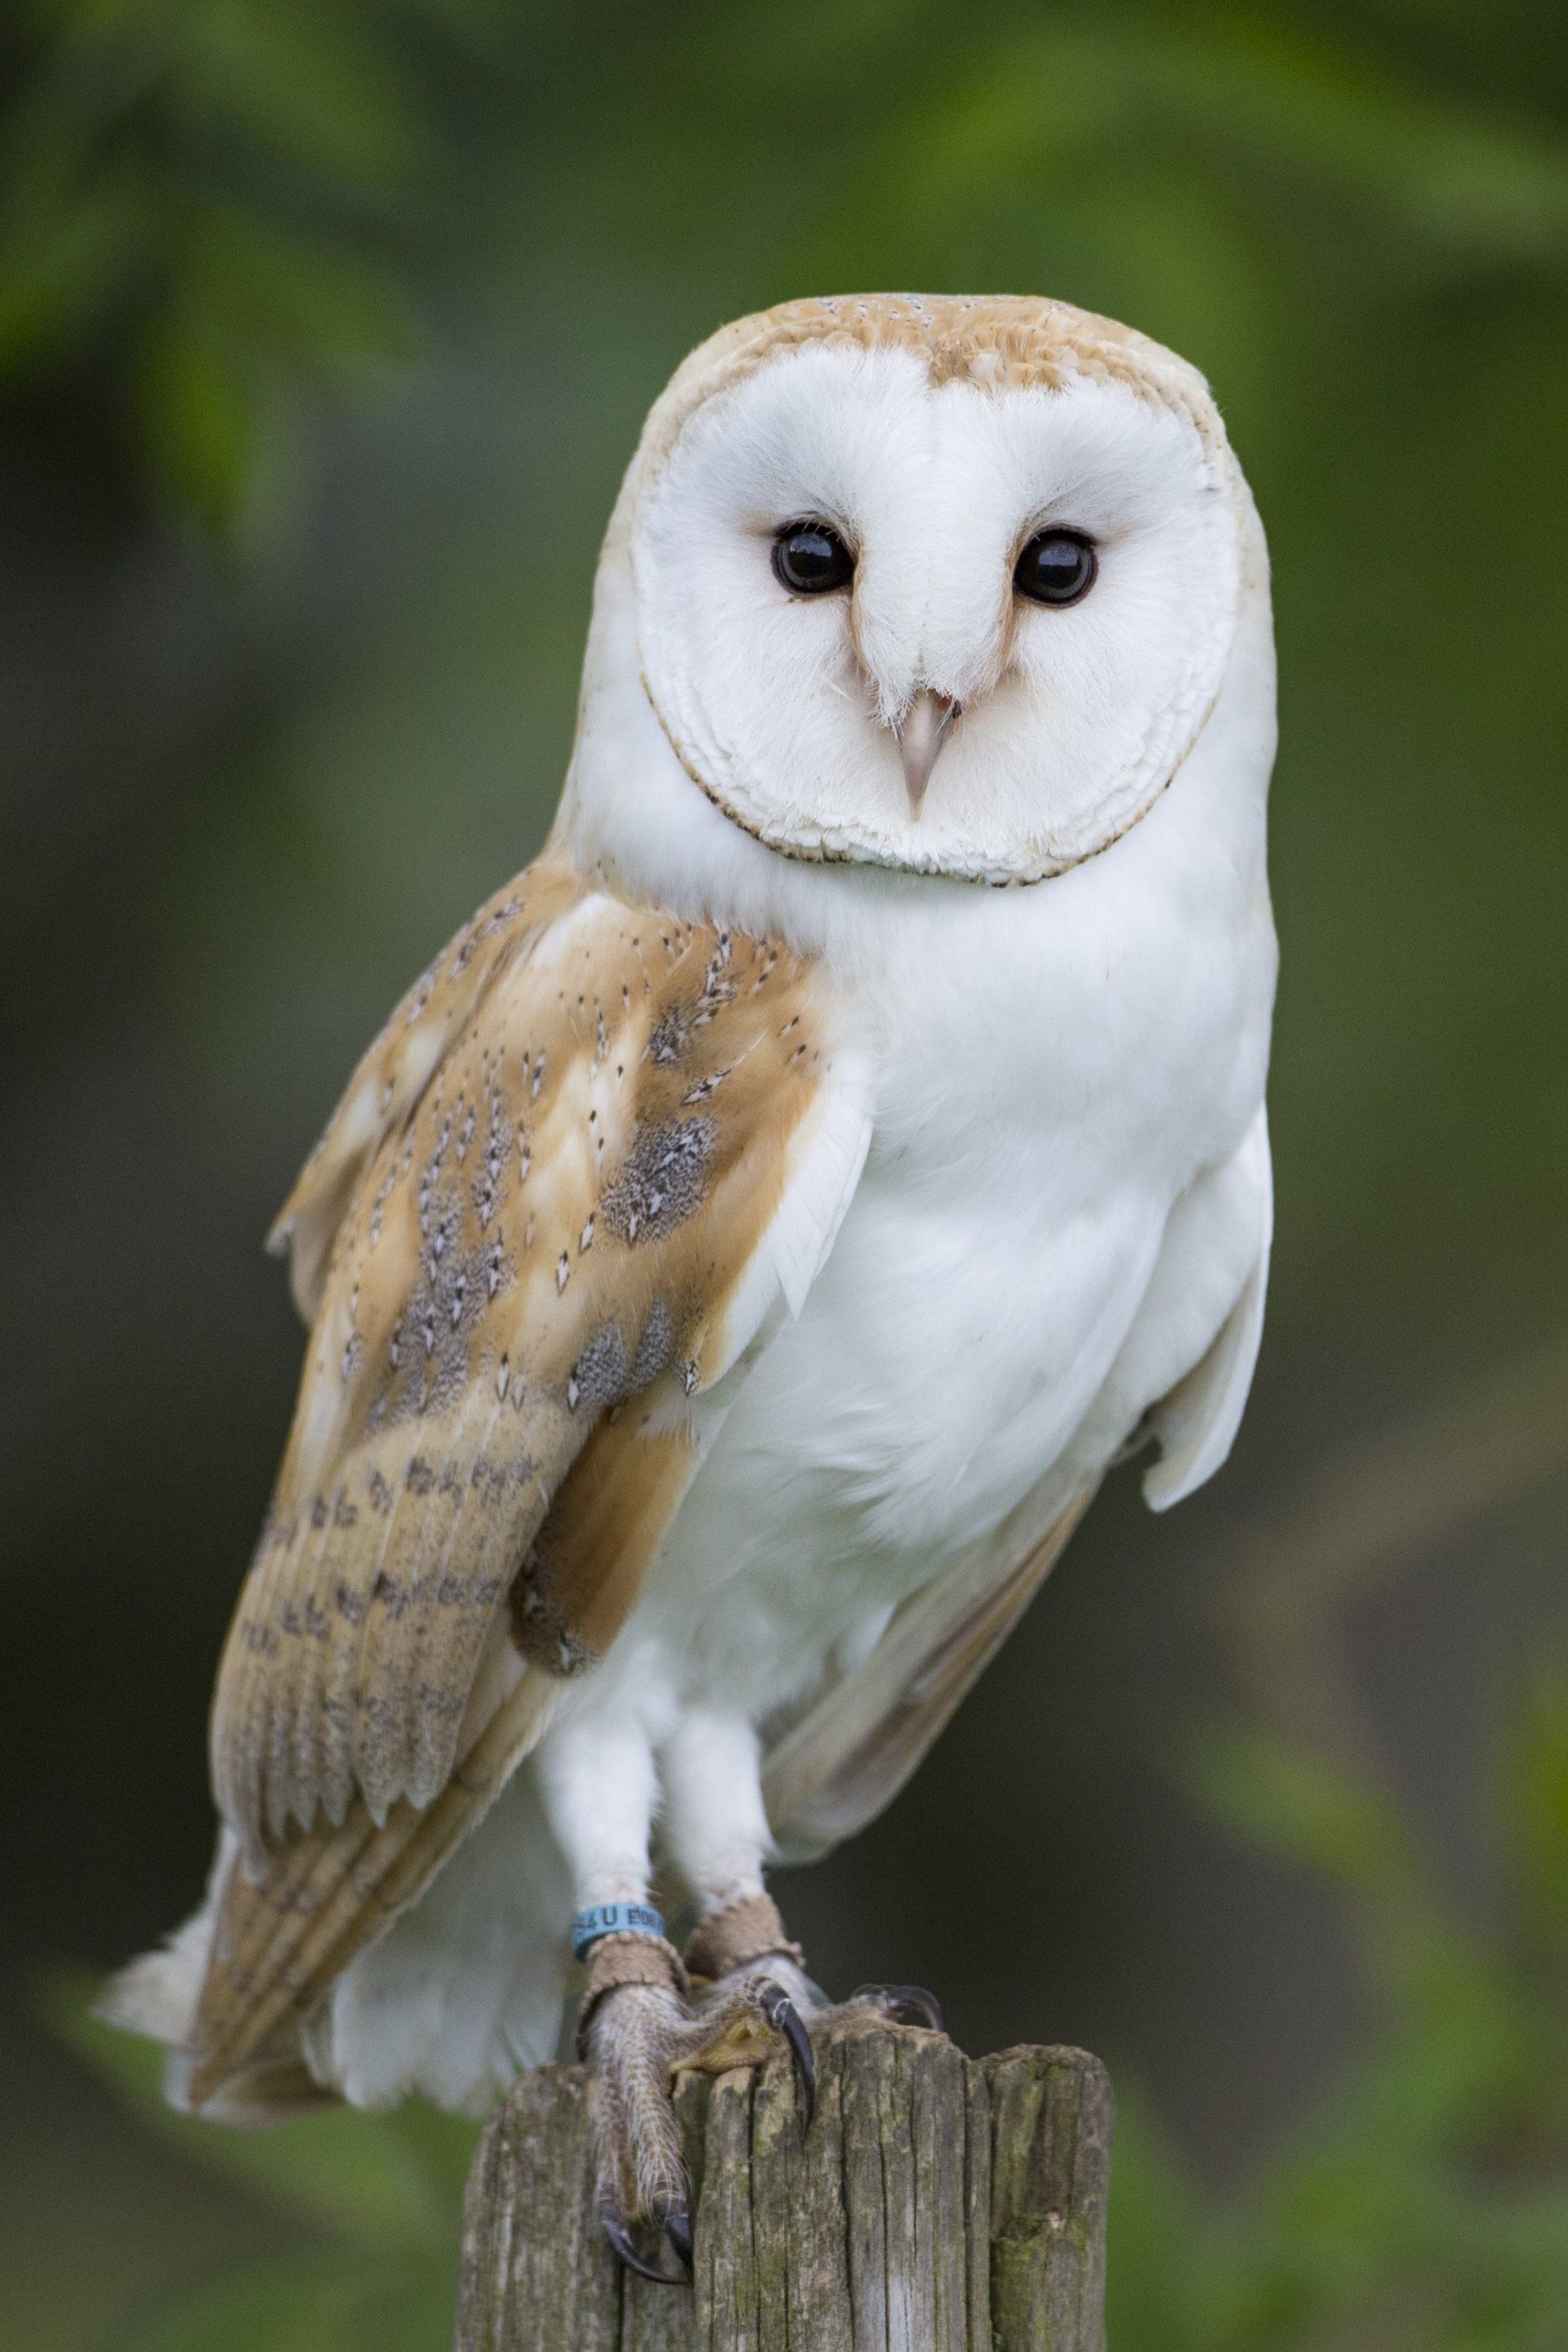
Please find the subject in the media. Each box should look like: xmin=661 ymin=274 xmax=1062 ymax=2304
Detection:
xmin=48 ymin=1975 xmax=477 ymax=2352
xmin=0 ymin=0 xmax=449 ymax=535
xmin=1107 ymin=1677 xmax=1568 ymax=2352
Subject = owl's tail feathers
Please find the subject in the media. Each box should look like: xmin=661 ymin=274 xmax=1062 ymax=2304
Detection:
xmin=97 ymin=1831 xmax=333 ymax=2126
xmin=98 ymin=1767 xmax=573 ymax=2126
xmin=97 ymin=1829 xmax=324 ymax=2124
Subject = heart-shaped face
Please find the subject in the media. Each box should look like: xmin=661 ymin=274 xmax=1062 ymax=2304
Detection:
xmin=626 ymin=297 xmax=1250 ymax=886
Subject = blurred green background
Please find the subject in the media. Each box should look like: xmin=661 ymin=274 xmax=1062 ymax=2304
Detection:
xmin=2 ymin=3 xmax=1566 ymax=2346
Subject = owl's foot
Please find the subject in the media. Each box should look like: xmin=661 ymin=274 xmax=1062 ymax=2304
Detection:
xmin=579 ymin=1925 xmax=814 ymax=2286
xmin=686 ymin=1894 xmax=945 ymax=2041
xmin=582 ymin=1900 xmax=942 ymax=2282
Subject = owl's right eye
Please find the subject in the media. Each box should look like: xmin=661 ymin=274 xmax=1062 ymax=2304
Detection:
xmin=771 ymin=521 xmax=855 ymax=595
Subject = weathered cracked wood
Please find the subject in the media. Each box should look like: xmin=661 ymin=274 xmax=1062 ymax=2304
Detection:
xmin=455 ymin=2019 xmax=1111 ymax=2352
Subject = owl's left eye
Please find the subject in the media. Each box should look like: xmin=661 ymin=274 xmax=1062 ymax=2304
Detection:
xmin=772 ymin=521 xmax=855 ymax=595
xmin=1013 ymin=528 xmax=1098 ymax=607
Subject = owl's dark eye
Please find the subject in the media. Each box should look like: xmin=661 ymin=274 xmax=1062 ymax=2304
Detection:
xmin=772 ymin=520 xmax=855 ymax=595
xmin=1013 ymin=528 xmax=1097 ymax=607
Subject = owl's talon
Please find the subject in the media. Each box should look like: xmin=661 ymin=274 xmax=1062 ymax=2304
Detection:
xmin=601 ymin=2207 xmax=685 ymax=2286
xmin=662 ymin=2203 xmax=695 ymax=2279
xmin=853 ymin=1981 xmax=946 ymax=2034
xmin=757 ymin=1979 xmax=816 ymax=2125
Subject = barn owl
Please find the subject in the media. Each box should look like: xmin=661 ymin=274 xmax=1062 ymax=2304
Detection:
xmin=109 ymin=294 xmax=1276 ymax=2282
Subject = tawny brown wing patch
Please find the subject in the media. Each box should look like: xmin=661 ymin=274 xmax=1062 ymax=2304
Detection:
xmin=192 ymin=874 xmax=848 ymax=2105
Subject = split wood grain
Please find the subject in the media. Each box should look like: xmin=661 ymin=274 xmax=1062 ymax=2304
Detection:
xmin=455 ymin=2017 xmax=1111 ymax=2352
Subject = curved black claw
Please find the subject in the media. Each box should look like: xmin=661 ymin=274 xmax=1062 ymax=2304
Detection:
xmin=601 ymin=2210 xmax=685 ymax=2287
xmin=758 ymin=1979 xmax=817 ymax=2127
xmin=662 ymin=2204 xmax=695 ymax=2280
xmin=854 ymin=1982 xmax=946 ymax=2035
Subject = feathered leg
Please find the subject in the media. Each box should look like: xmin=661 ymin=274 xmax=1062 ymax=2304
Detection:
xmin=664 ymin=1713 xmax=942 ymax=2045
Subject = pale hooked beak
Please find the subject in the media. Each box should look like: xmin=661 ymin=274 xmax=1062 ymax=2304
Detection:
xmin=893 ymin=689 xmax=960 ymax=817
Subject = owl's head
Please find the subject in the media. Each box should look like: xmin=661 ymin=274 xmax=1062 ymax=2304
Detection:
xmin=581 ymin=295 xmax=1267 ymax=889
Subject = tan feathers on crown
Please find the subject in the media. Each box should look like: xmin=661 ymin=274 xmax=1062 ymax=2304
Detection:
xmin=632 ymin=292 xmax=1232 ymax=488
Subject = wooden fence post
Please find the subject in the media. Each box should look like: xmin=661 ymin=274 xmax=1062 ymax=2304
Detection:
xmin=455 ymin=2016 xmax=1111 ymax=2351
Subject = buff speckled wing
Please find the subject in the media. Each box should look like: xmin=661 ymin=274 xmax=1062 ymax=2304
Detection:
xmin=189 ymin=859 xmax=870 ymax=2105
